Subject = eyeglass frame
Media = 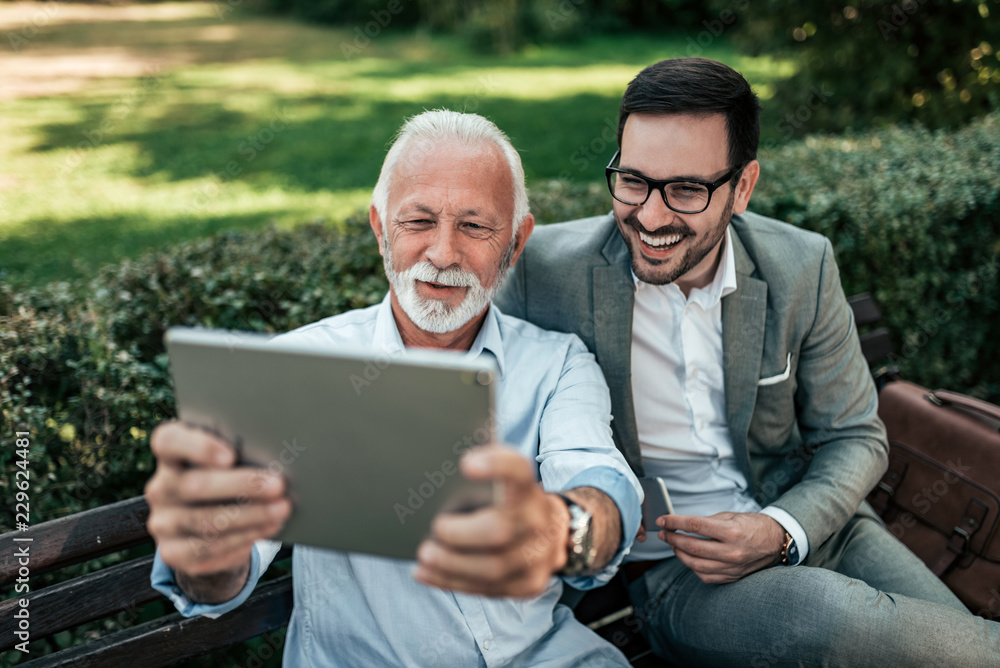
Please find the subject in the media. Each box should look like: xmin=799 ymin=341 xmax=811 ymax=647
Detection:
xmin=605 ymin=149 xmax=745 ymax=214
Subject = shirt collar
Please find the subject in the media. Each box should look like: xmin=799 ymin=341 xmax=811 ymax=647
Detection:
xmin=373 ymin=294 xmax=507 ymax=379
xmin=632 ymin=225 xmax=738 ymax=308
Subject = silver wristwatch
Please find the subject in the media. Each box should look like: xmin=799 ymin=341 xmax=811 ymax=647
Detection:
xmin=556 ymin=494 xmax=596 ymax=576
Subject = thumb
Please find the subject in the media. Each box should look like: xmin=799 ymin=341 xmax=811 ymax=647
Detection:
xmin=460 ymin=444 xmax=537 ymax=507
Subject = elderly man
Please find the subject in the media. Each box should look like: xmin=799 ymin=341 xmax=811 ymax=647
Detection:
xmin=495 ymin=58 xmax=1000 ymax=666
xmin=144 ymin=109 xmax=642 ymax=667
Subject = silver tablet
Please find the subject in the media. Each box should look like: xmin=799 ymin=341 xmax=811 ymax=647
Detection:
xmin=164 ymin=326 xmax=498 ymax=561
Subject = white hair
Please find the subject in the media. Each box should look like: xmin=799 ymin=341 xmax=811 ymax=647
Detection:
xmin=371 ymin=109 xmax=529 ymax=233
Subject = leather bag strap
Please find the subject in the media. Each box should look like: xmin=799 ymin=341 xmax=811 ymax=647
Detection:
xmin=932 ymin=499 xmax=989 ymax=577
xmin=870 ymin=454 xmax=909 ymax=516
xmin=928 ymin=390 xmax=1000 ymax=425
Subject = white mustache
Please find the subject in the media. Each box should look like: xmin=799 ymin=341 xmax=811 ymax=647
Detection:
xmin=403 ymin=262 xmax=479 ymax=289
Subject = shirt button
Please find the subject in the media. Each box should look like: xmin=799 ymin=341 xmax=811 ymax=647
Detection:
xmin=483 ymin=640 xmax=491 ymax=650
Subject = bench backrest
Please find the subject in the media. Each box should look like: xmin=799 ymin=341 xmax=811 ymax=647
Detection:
xmin=0 ymin=496 xmax=292 ymax=666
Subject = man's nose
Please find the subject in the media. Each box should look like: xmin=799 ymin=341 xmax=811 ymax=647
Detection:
xmin=424 ymin=224 xmax=462 ymax=268
xmin=636 ymin=186 xmax=674 ymax=230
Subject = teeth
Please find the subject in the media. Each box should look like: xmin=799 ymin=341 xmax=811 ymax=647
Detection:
xmin=639 ymin=231 xmax=683 ymax=248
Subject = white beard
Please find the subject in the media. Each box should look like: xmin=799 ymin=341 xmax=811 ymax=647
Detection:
xmin=382 ymin=234 xmax=514 ymax=334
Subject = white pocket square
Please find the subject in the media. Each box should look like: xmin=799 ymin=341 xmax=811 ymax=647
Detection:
xmin=758 ymin=352 xmax=792 ymax=386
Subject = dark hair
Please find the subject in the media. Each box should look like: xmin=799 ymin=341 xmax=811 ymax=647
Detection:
xmin=617 ymin=57 xmax=761 ymax=171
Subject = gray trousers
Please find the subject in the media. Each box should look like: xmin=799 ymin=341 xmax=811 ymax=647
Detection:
xmin=627 ymin=514 xmax=1000 ymax=667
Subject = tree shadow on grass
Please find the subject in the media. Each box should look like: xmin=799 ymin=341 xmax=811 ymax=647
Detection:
xmin=31 ymin=91 xmax=625 ymax=190
xmin=0 ymin=210 xmax=291 ymax=288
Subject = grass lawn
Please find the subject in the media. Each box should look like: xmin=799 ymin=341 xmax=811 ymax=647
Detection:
xmin=0 ymin=2 xmax=794 ymax=288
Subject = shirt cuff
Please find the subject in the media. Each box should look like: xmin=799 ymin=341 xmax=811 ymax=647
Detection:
xmin=759 ymin=506 xmax=809 ymax=565
xmin=150 ymin=543 xmax=266 ymax=619
xmin=554 ymin=466 xmax=642 ymax=590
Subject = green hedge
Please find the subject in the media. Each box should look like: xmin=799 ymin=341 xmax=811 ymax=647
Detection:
xmin=1 ymin=113 xmax=998 ymax=660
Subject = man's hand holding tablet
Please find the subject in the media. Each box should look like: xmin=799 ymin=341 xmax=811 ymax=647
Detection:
xmin=145 ymin=421 xmax=292 ymax=603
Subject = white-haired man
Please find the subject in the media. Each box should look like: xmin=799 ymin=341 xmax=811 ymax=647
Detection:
xmin=145 ymin=110 xmax=642 ymax=667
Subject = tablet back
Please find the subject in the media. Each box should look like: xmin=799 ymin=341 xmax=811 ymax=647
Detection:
xmin=165 ymin=327 xmax=497 ymax=561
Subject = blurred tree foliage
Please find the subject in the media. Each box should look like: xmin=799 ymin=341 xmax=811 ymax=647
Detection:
xmin=721 ymin=0 xmax=1000 ymax=134
xmin=264 ymin=0 xmax=706 ymax=53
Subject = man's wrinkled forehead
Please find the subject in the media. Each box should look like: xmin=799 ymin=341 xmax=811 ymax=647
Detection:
xmin=387 ymin=140 xmax=513 ymax=214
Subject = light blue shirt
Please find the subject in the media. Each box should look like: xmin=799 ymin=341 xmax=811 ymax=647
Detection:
xmin=151 ymin=296 xmax=642 ymax=667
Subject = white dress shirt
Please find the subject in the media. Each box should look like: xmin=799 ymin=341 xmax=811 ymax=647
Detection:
xmin=628 ymin=226 xmax=808 ymax=564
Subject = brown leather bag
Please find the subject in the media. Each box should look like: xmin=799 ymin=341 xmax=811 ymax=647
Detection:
xmin=868 ymin=380 xmax=1000 ymax=619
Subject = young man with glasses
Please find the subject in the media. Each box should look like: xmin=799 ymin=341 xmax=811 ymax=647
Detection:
xmin=495 ymin=57 xmax=1000 ymax=666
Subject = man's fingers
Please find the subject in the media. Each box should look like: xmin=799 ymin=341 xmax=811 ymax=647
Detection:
xmin=460 ymin=445 xmax=536 ymax=507
xmin=151 ymin=421 xmax=236 ymax=470
xmin=414 ymin=541 xmax=551 ymax=599
xmin=670 ymin=545 xmax=733 ymax=580
xmin=148 ymin=499 xmax=291 ymax=540
xmin=416 ymin=539 xmax=525 ymax=583
xmin=658 ymin=513 xmax=726 ymax=539
xmin=178 ymin=468 xmax=286 ymax=504
xmin=661 ymin=530 xmax=731 ymax=562
xmin=145 ymin=467 xmax=285 ymax=508
xmin=429 ymin=508 xmax=519 ymax=551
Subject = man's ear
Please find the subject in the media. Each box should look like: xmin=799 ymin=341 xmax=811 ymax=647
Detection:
xmin=369 ymin=204 xmax=385 ymax=257
xmin=732 ymin=160 xmax=760 ymax=215
xmin=509 ymin=214 xmax=535 ymax=268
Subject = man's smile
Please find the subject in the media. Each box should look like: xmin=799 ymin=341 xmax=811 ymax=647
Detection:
xmin=628 ymin=221 xmax=691 ymax=260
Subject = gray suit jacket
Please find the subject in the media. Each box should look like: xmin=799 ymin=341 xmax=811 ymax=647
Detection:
xmin=494 ymin=211 xmax=888 ymax=551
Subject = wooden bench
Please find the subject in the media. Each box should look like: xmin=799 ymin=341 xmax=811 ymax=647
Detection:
xmin=0 ymin=294 xmax=891 ymax=667
xmin=0 ymin=495 xmax=660 ymax=666
xmin=0 ymin=497 xmax=292 ymax=666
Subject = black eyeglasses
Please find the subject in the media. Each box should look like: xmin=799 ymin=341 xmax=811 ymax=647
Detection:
xmin=605 ymin=150 xmax=744 ymax=214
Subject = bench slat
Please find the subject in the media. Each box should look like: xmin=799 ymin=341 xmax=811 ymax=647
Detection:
xmin=0 ymin=555 xmax=160 ymax=647
xmin=0 ymin=496 xmax=150 ymax=585
xmin=859 ymin=328 xmax=894 ymax=365
xmin=848 ymin=292 xmax=883 ymax=328
xmin=25 ymin=575 xmax=293 ymax=668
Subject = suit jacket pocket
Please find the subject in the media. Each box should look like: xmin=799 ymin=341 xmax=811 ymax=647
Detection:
xmin=750 ymin=353 xmax=797 ymax=450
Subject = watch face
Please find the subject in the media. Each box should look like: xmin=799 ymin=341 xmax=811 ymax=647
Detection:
xmin=560 ymin=495 xmax=596 ymax=575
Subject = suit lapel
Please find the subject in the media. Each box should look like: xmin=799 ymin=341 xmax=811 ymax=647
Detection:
xmin=593 ymin=228 xmax=644 ymax=475
xmin=722 ymin=228 xmax=767 ymax=483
